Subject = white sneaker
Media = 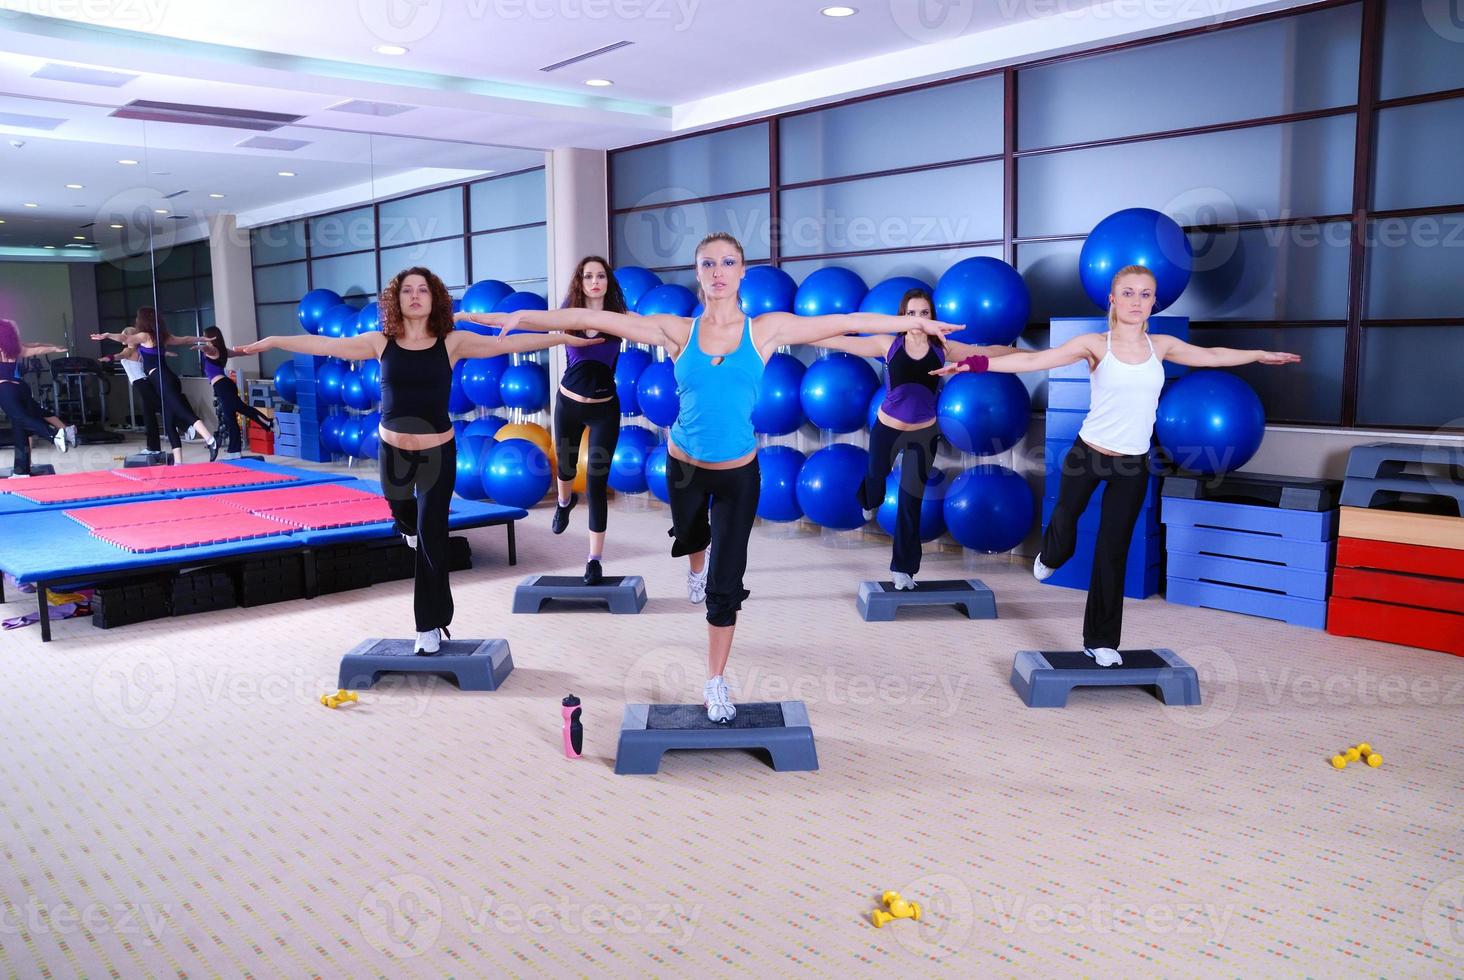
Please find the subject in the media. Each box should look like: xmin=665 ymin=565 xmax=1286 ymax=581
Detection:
xmin=64 ymin=425 xmax=77 ymax=448
xmin=862 ymin=506 xmax=877 ymax=523
xmin=704 ymin=675 xmax=736 ymax=724
xmin=414 ymin=629 xmax=442 ymax=655
xmin=8 ymin=472 xmax=31 ymax=479
xmin=402 ymin=533 xmax=417 ymax=550
xmin=687 ymin=567 xmax=708 ymax=604
xmin=1084 ymin=647 xmax=1123 ymax=668
xmin=892 ymin=571 xmax=917 ymax=590
xmin=1033 ymin=554 xmax=1055 ymax=582
xmin=52 ymin=429 xmax=68 ymax=454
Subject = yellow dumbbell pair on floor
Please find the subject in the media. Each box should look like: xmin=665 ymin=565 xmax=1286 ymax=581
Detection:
xmin=320 ymin=689 xmax=359 ymax=709
xmin=1330 ymin=740 xmax=1381 ymax=769
xmin=870 ymin=891 xmax=921 ymax=928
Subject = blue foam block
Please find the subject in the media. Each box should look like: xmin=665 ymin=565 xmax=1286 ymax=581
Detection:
xmin=1046 ymin=408 xmax=1086 ymax=442
xmin=1160 ymin=496 xmax=1336 ymax=542
xmin=1164 ymin=524 xmax=1333 ymax=571
xmin=615 ymin=701 xmax=818 ymax=775
xmin=1166 ymin=551 xmax=1330 ymax=601
xmin=1047 ymin=380 xmax=1090 ymax=411
xmin=1044 ymin=550 xmax=1160 ymax=600
xmin=1041 ymin=487 xmax=1160 ymax=535
xmin=1164 ymin=578 xmax=1328 ymax=629
xmin=1010 ymin=647 xmax=1200 ymax=708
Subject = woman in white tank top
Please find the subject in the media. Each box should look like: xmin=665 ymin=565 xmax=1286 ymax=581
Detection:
xmin=938 ymin=265 xmax=1300 ymax=666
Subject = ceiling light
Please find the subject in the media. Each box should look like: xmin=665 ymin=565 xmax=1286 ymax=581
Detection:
xmin=372 ymin=44 xmax=408 ymax=55
xmin=821 ymin=5 xmax=857 ymax=16
xmin=277 ymin=170 xmax=295 ymax=177
xmin=73 ymin=235 xmax=85 ymax=240
xmin=585 ymin=78 xmax=613 ymax=87
xmin=154 ymin=208 xmax=169 ymax=214
xmin=23 ymin=202 xmax=38 ymax=207
xmin=0 ymin=219 xmax=6 ymax=224
xmin=118 ymin=158 xmax=138 ymax=165
xmin=44 ymin=244 xmax=55 ymax=249
xmin=110 ymin=223 xmax=123 ymax=229
xmin=65 ymin=183 xmax=83 ymax=189
xmin=151 ymin=171 xmax=171 ymax=176
xmin=209 ymin=193 xmax=225 ymax=198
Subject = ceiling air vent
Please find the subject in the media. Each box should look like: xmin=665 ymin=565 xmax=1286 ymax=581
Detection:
xmin=32 ymin=63 xmax=138 ymax=87
xmin=110 ymin=101 xmax=303 ymax=132
xmin=539 ymin=41 xmax=632 ymax=72
xmin=235 ymin=135 xmax=312 ymax=151
xmin=0 ymin=111 xmax=67 ymax=130
xmin=328 ymin=99 xmax=415 ymax=117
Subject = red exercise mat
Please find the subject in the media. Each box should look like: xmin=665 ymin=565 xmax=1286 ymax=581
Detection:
xmin=92 ymin=513 xmax=290 ymax=553
xmin=15 ymin=480 xmax=171 ymax=504
xmin=113 ymin=461 xmax=244 ymax=482
xmin=256 ymin=498 xmax=393 ymax=530
xmin=0 ymin=471 xmax=128 ymax=492
xmin=114 ymin=471 xmax=295 ymax=494
xmin=218 ymin=483 xmax=382 ymax=512
xmin=64 ymin=497 xmax=241 ymax=531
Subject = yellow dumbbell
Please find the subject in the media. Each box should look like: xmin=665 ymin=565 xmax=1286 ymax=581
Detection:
xmin=320 ymin=689 xmax=359 ymax=709
xmin=871 ymin=908 xmax=893 ymax=928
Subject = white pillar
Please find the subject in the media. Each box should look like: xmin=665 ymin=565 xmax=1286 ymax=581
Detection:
xmin=544 ymin=148 xmax=609 ymax=386
xmin=208 ymin=213 xmax=260 ymax=378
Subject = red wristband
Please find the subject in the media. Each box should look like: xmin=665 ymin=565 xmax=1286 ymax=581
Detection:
xmin=960 ymin=354 xmax=989 ymax=373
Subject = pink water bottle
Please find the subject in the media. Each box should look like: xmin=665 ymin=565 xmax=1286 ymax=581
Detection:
xmin=561 ymin=695 xmax=582 ymax=759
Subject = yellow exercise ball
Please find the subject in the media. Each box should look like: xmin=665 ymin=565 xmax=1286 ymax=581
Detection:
xmin=495 ymin=422 xmax=553 ymax=462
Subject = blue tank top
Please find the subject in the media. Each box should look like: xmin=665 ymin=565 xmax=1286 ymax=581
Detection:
xmin=670 ymin=316 xmax=764 ymax=463
xmin=0 ymin=359 xmax=17 ymax=383
xmin=138 ymin=343 xmax=160 ymax=371
xmin=204 ymin=356 xmax=225 ymax=382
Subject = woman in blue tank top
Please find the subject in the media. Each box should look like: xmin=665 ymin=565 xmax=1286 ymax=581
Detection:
xmin=486 ymin=233 xmax=959 ymax=724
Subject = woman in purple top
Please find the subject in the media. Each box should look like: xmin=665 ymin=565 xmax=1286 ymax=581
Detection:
xmin=457 ymin=256 xmax=629 ymax=585
xmin=0 ymin=318 xmax=72 ymax=476
xmin=815 ymin=288 xmax=1014 ymax=588
xmin=200 ymin=327 xmax=274 ymax=459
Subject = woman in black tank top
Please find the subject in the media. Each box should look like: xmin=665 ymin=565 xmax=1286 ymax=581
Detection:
xmin=244 ymin=266 xmax=606 ymax=654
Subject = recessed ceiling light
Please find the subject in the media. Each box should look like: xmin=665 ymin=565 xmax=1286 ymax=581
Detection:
xmin=151 ymin=171 xmax=171 ymax=176
xmin=585 ymin=78 xmax=613 ymax=87
xmin=209 ymin=193 xmax=225 ymax=198
xmin=0 ymin=219 xmax=6 ymax=224
xmin=110 ymin=223 xmax=124 ymax=229
xmin=372 ymin=44 xmax=408 ymax=55
xmin=821 ymin=5 xmax=857 ymax=16
xmin=23 ymin=202 xmax=38 ymax=208
xmin=73 ymin=235 xmax=85 ymax=240
xmin=277 ymin=171 xmax=295 ymax=177
xmin=65 ymin=183 xmax=83 ymax=189
xmin=44 ymin=244 xmax=56 ymax=249
xmin=154 ymin=208 xmax=169 ymax=214
xmin=118 ymin=158 xmax=138 ymax=165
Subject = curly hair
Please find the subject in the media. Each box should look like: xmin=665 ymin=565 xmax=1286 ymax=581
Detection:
xmin=561 ymin=255 xmax=627 ymax=314
xmin=0 ymin=318 xmax=19 ymax=361
xmin=381 ymin=266 xmax=454 ymax=339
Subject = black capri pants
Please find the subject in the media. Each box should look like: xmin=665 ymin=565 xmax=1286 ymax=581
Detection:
xmin=553 ymin=392 xmax=620 ymax=534
xmin=213 ymin=378 xmax=271 ymax=454
xmin=667 ymin=455 xmax=760 ymax=628
xmin=379 ymin=437 xmax=457 ymax=633
xmin=861 ymin=420 xmax=941 ymax=576
xmin=0 ymin=380 xmax=57 ymax=476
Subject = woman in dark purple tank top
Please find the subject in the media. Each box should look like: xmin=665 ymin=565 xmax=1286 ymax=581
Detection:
xmin=201 ymin=327 xmax=275 ymax=458
xmin=814 ymin=289 xmax=1016 ymax=587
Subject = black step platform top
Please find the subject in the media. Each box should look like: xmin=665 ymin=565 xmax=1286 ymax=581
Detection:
xmin=871 ymin=579 xmax=979 ymax=593
xmin=532 ymin=575 xmax=629 ymax=588
xmin=647 ymin=702 xmax=786 ymax=730
xmin=1040 ymin=649 xmax=1171 ymax=670
xmin=1162 ymin=471 xmax=1341 ymax=511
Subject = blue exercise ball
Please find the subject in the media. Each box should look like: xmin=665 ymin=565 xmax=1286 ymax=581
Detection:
xmin=456 ymin=435 xmax=490 ymax=500
xmin=609 ymin=425 xmax=658 ymax=494
xmin=320 ymin=303 xmax=358 ymax=340
xmin=1079 ymin=207 xmax=1192 ymax=312
xmin=361 ymin=410 xmax=381 ymax=439
xmin=797 ymin=443 xmax=869 ymax=531
xmin=355 ymin=302 xmax=381 ymax=335
xmin=319 ymin=413 xmax=346 ymax=455
xmin=463 ymin=414 xmax=508 ymax=442
xmin=937 ymin=372 xmax=1031 ymax=456
xmin=615 ymin=266 xmax=662 ymax=311
xmin=358 ymin=359 xmax=381 ymax=402
xmin=341 ymin=367 xmax=371 ymax=411
xmin=637 ymin=283 xmax=697 ymax=317
xmin=483 ymin=437 xmax=553 ymax=508
xmin=297 ymin=289 xmax=342 ymax=335
xmin=794 ymin=266 xmax=867 ymax=317
xmin=757 ymin=445 xmax=806 ymax=522
xmin=1155 ymin=369 xmax=1265 ymax=475
xmin=645 ymin=443 xmax=671 ymax=503
xmin=859 ymin=276 xmax=933 ymax=316
xmin=494 ymin=291 xmax=548 ymax=314
xmin=460 ymin=358 xmax=505 ymax=408
xmin=317 ymin=360 xmax=346 ymax=407
xmin=615 ymin=347 xmax=653 ymax=415
xmin=943 ymin=464 xmax=1034 ymax=553
xmin=637 ymin=359 xmax=680 ymax=428
xmin=877 ymin=465 xmax=949 ymax=542
xmin=448 ymin=360 xmax=474 ymax=415
xmin=933 ymin=257 xmax=1030 ymax=346
xmin=358 ymin=428 xmax=380 ymax=461
xmin=273 ymin=361 xmax=298 ymax=403
xmin=740 ymin=266 xmax=797 ymax=316
xmin=338 ymin=417 xmax=363 ymax=457
xmin=801 ymin=352 xmax=879 ymax=432
xmin=462 ymin=279 xmax=513 ymax=314
xmin=452 ymin=418 xmax=468 ymax=439
xmin=499 ymin=361 xmax=550 ymax=412
xmin=752 ymin=352 xmax=806 ymax=436
xmin=867 ymin=387 xmax=886 ymax=430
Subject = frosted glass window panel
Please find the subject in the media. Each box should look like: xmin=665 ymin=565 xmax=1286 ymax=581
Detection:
xmin=251 ymin=220 xmax=306 ymax=264
xmin=97 ymin=263 xmax=125 ymax=291
xmin=252 ymin=262 xmax=308 ymax=304
xmin=1364 ymin=213 xmax=1464 ymax=318
xmin=379 ymin=187 xmax=464 ymax=247
xmin=470 ymin=169 xmax=546 ymax=231
xmin=380 ymin=239 xmax=467 ymax=290
xmin=512 ymin=279 xmax=549 ymax=298
xmin=1358 ymin=326 xmax=1464 ymax=427
xmin=613 ymin=194 xmax=772 ymax=268
xmin=1016 ymin=240 xmax=1098 ymax=323
xmin=155 ymin=278 xmax=196 ymax=313
xmin=312 ymin=251 xmax=379 ymax=298
xmin=1189 ymin=325 xmax=1344 ymax=423
xmin=1167 ymin=222 xmax=1351 ymax=321
xmin=1373 ymin=98 xmax=1464 ymax=212
xmin=194 ymin=243 xmax=212 ymax=276
xmin=611 ymin=124 xmax=769 ymax=208
xmin=1380 ymin=0 xmax=1464 ymax=99
xmin=1017 ymin=115 xmax=1355 ymax=237
xmin=125 ymin=286 xmax=153 ymax=315
xmin=310 ymin=207 xmax=376 ymax=258
xmin=99 ymin=290 xmax=128 ymax=319
xmin=196 ymin=277 xmax=213 ymax=310
xmin=255 ymin=303 xmax=302 ymax=376
xmin=124 ymin=266 xmax=151 ymax=288
xmin=779 ymin=245 xmax=1003 ymax=293
xmin=779 ymin=162 xmax=1002 ymax=258
xmin=780 ymin=76 xmax=1003 ymax=183
xmin=156 ymin=245 xmax=195 ymax=280
xmin=1018 ymin=4 xmax=1360 ymax=149
xmin=470 ymin=226 xmax=548 ymax=286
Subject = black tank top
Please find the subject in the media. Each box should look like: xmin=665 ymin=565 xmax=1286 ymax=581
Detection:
xmin=380 ymin=336 xmax=452 ymax=435
xmin=885 ymin=336 xmax=942 ymax=394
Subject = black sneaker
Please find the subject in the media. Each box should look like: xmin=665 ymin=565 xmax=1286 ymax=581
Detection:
xmin=583 ymin=559 xmax=603 ymax=586
xmin=207 ymin=438 xmax=220 ymax=462
xmin=551 ymin=493 xmax=578 ymax=534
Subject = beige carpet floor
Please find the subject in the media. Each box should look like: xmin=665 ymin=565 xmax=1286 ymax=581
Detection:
xmin=2 ymin=442 xmax=1462 ymax=978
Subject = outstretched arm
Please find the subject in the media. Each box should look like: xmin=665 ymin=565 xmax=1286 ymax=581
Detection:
xmin=470 ymin=309 xmax=686 ymax=352
xmin=166 ymin=333 xmax=204 ymax=347
xmin=810 ymin=334 xmax=894 ymax=358
xmin=90 ymin=331 xmax=135 ymax=346
xmin=945 ymin=340 xmax=1019 ymax=362
xmin=756 ymin=312 xmax=956 ymax=353
xmin=933 ymin=335 xmax=1097 ymax=376
xmin=21 ymin=343 xmax=67 ymax=356
xmin=1155 ymin=335 xmax=1301 ymax=367
xmin=237 ymin=333 xmax=381 ymax=360
xmin=449 ymin=330 xmax=605 ymax=362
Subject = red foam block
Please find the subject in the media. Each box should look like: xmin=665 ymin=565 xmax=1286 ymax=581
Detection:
xmin=1327 ymin=596 xmax=1464 ymax=657
xmin=92 ymin=513 xmax=290 ymax=553
xmin=1336 ymin=536 xmax=1464 ymax=580
xmin=1332 ymin=566 xmax=1464 ymax=614
xmin=218 ymin=484 xmax=380 ymax=512
xmin=257 ymin=499 xmax=392 ymax=530
xmin=65 ymin=497 xmax=241 ymax=530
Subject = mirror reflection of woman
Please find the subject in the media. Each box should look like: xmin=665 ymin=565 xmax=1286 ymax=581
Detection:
xmin=0 ymin=317 xmax=72 ymax=476
xmin=200 ymin=326 xmax=275 ymax=460
xmin=92 ymin=308 xmax=219 ymax=463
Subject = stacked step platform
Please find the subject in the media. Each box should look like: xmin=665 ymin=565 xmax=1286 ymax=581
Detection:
xmin=1328 ymin=442 xmax=1464 ymax=657
xmin=1041 ymin=316 xmax=1188 ymax=600
xmin=1161 ymin=471 xmax=1341 ymax=629
xmin=272 ymin=354 xmax=330 ymax=463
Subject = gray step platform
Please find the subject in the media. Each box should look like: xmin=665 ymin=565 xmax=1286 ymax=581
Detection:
xmin=0 ymin=464 xmax=55 ymax=477
xmin=1343 ymin=441 xmax=1464 ymax=480
xmin=1010 ymin=648 xmax=1200 ymax=708
xmin=856 ymin=579 xmax=996 ymax=622
xmin=124 ymin=452 xmax=170 ymax=468
xmin=1339 ymin=475 xmax=1464 ymax=516
xmin=339 ymin=637 xmax=514 ymax=692
xmin=512 ymin=574 xmax=647 ymax=614
xmin=615 ymin=701 xmax=818 ymax=775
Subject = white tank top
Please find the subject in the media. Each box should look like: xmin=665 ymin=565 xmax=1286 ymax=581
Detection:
xmin=1077 ymin=331 xmax=1165 ymax=456
xmin=120 ymin=357 xmax=146 ymax=383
